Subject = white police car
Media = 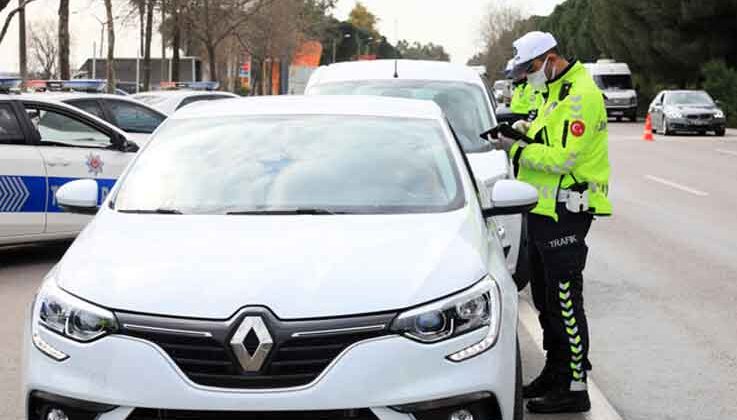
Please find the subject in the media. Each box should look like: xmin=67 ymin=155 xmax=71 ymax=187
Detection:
xmin=0 ymin=95 xmax=140 ymax=246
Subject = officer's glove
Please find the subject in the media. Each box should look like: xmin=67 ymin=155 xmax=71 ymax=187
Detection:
xmin=512 ymin=120 xmax=531 ymax=135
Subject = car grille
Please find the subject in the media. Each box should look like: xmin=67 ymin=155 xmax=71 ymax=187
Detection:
xmin=126 ymin=408 xmax=379 ymax=420
xmin=686 ymin=113 xmax=713 ymax=120
xmin=117 ymin=309 xmax=396 ymax=389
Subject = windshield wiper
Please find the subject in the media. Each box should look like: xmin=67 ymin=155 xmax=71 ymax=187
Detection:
xmin=226 ymin=208 xmax=342 ymax=215
xmin=118 ymin=208 xmax=183 ymax=215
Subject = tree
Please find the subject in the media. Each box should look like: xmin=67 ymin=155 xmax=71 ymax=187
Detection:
xmin=396 ymin=40 xmax=450 ymax=62
xmin=58 ymin=0 xmax=70 ymax=79
xmin=169 ymin=0 xmax=181 ymax=81
xmin=0 ymin=0 xmax=36 ymax=46
xmin=104 ymin=0 xmax=116 ymax=93
xmin=142 ymin=0 xmax=154 ymax=90
xmin=179 ymin=0 xmax=268 ymax=81
xmin=28 ymin=20 xmax=58 ymax=79
xmin=347 ymin=1 xmax=378 ymax=38
xmin=476 ymin=1 xmax=535 ymax=78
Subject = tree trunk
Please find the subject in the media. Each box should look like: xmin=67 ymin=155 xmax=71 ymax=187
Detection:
xmin=171 ymin=0 xmax=181 ymax=81
xmin=18 ymin=0 xmax=27 ymax=82
xmin=160 ymin=0 xmax=167 ymax=82
xmin=57 ymin=0 xmax=70 ymax=80
xmin=142 ymin=0 xmax=154 ymax=90
xmin=207 ymin=43 xmax=217 ymax=81
xmin=104 ymin=0 xmax=116 ymax=93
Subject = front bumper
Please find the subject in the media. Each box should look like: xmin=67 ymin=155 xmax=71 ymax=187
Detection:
xmin=24 ymin=304 xmax=518 ymax=420
xmin=605 ymin=105 xmax=637 ymax=117
xmin=667 ymin=117 xmax=726 ymax=131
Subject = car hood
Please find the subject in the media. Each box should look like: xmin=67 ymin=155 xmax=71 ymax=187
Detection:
xmin=56 ymin=209 xmax=488 ymax=319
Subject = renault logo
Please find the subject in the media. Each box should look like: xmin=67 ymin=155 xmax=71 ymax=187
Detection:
xmin=230 ymin=316 xmax=273 ymax=372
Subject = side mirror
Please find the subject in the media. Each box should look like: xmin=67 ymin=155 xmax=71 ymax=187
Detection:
xmin=482 ymin=180 xmax=538 ymax=217
xmin=110 ymin=132 xmax=139 ymax=153
xmin=56 ymin=179 xmax=99 ymax=215
xmin=715 ymin=99 xmax=722 ymax=107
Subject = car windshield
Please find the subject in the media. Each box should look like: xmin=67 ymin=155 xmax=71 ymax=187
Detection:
xmin=665 ymin=91 xmax=714 ymax=106
xmin=310 ymin=81 xmax=494 ymax=154
xmin=593 ymin=75 xmax=633 ymax=90
xmin=113 ymin=115 xmax=465 ymax=215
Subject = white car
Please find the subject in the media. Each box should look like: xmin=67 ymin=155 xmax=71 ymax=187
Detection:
xmin=24 ymin=95 xmax=536 ymax=420
xmin=0 ymin=96 xmax=141 ymax=246
xmin=306 ymin=60 xmax=524 ymax=279
xmin=131 ymin=90 xmax=239 ymax=115
xmin=36 ymin=93 xmax=168 ymax=142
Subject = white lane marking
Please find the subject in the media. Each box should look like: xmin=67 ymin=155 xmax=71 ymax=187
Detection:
xmin=716 ymin=149 xmax=737 ymax=157
xmin=644 ymin=175 xmax=709 ymax=197
xmin=519 ymin=299 xmax=625 ymax=420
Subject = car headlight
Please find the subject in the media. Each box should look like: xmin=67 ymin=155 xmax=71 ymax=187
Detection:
xmin=714 ymin=110 xmax=725 ymax=118
xmin=665 ymin=110 xmax=682 ymax=119
xmin=32 ymin=279 xmax=118 ymax=359
xmin=390 ymin=276 xmax=501 ymax=360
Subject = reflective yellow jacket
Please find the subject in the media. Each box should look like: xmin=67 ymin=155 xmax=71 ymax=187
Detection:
xmin=509 ymin=61 xmax=612 ymax=221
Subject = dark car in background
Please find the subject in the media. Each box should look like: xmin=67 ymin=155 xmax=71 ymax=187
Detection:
xmin=649 ymin=90 xmax=726 ymax=136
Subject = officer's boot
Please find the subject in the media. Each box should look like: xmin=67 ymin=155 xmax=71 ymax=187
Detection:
xmin=522 ymin=357 xmax=557 ymax=399
xmin=526 ymin=376 xmax=591 ymax=414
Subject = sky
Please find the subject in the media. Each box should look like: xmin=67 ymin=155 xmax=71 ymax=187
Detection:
xmin=0 ymin=0 xmax=566 ymax=74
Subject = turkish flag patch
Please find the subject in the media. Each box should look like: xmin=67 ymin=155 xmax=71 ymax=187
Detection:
xmin=570 ymin=120 xmax=586 ymax=137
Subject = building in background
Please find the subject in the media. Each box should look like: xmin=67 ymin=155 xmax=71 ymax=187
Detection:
xmin=77 ymin=57 xmax=203 ymax=91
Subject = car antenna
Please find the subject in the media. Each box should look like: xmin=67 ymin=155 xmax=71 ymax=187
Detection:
xmin=393 ymin=19 xmax=400 ymax=78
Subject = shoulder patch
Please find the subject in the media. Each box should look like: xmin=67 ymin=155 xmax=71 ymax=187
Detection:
xmin=570 ymin=120 xmax=586 ymax=137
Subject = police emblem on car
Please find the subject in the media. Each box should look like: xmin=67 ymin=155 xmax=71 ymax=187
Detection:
xmin=85 ymin=153 xmax=104 ymax=176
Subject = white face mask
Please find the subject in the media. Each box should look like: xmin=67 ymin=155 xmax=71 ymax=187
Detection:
xmin=527 ymin=56 xmax=552 ymax=91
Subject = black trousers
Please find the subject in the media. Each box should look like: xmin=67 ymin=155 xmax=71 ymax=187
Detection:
xmin=526 ymin=205 xmax=593 ymax=387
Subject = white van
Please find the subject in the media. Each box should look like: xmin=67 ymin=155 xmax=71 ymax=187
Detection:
xmin=584 ymin=59 xmax=638 ymax=122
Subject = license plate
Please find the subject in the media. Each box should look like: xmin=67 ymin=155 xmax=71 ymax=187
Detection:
xmin=690 ymin=119 xmax=708 ymax=125
xmin=609 ymin=111 xmax=624 ymax=116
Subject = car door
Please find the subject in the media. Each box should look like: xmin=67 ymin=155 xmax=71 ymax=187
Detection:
xmin=102 ymin=98 xmax=166 ymax=143
xmin=650 ymin=92 xmax=665 ymax=128
xmin=21 ymin=101 xmax=135 ymax=234
xmin=0 ymin=101 xmax=46 ymax=239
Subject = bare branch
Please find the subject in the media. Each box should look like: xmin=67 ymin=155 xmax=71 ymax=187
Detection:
xmin=0 ymin=0 xmax=37 ymax=45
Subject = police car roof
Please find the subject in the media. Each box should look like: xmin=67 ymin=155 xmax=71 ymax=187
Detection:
xmin=132 ymin=90 xmax=236 ymax=99
xmin=170 ymin=95 xmax=444 ymax=121
xmin=311 ymin=60 xmax=485 ymax=85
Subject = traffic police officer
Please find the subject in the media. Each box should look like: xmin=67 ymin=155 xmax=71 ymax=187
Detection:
xmin=496 ymin=31 xmax=612 ymax=413
xmin=508 ymin=59 xmax=543 ymax=121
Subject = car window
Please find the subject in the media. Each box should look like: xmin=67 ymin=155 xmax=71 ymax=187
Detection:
xmin=114 ymin=115 xmax=464 ymax=215
xmin=177 ymin=94 xmax=231 ymax=110
xmin=108 ymin=100 xmax=165 ymax=134
xmin=310 ymin=81 xmax=494 ymax=154
xmin=23 ymin=105 xmax=111 ymax=147
xmin=0 ymin=104 xmax=25 ymax=145
xmin=177 ymin=95 xmax=207 ymax=109
xmin=67 ymin=99 xmax=105 ymax=119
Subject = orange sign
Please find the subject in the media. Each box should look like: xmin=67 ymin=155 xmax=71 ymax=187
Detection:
xmin=292 ymin=41 xmax=323 ymax=68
